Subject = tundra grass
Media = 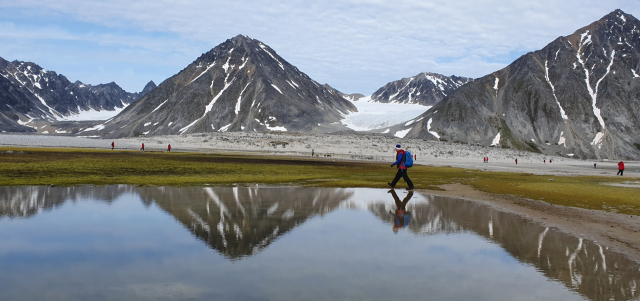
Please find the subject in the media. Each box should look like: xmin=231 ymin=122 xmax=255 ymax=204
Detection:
xmin=1 ymin=147 xmax=638 ymax=215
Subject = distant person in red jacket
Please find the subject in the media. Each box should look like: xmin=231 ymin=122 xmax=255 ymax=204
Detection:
xmin=141 ymin=143 xmax=145 ymax=151
xmin=617 ymin=161 xmax=625 ymax=176
xmin=515 ymin=158 xmax=518 ymax=165
xmin=168 ymin=144 xmax=171 ymax=152
xmin=111 ymin=141 xmax=114 ymax=150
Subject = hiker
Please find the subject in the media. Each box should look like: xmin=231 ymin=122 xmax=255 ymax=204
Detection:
xmin=544 ymin=159 xmax=546 ymax=163
xmin=550 ymin=159 xmax=552 ymax=163
xmin=388 ymin=144 xmax=414 ymax=191
xmin=389 ymin=189 xmax=414 ymax=233
xmin=515 ymin=158 xmax=518 ymax=165
xmin=594 ymin=163 xmax=597 ymax=169
xmin=167 ymin=144 xmax=171 ymax=152
xmin=111 ymin=141 xmax=114 ymax=150
xmin=141 ymin=143 xmax=145 ymax=151
xmin=617 ymin=161 xmax=625 ymax=176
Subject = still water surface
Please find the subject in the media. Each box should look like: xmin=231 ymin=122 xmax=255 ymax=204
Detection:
xmin=0 ymin=186 xmax=638 ymax=301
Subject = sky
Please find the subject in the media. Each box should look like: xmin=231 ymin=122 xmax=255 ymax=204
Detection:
xmin=0 ymin=1 xmax=639 ymax=95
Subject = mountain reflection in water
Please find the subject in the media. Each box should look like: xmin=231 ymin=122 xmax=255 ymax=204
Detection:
xmin=370 ymin=192 xmax=640 ymax=301
xmin=1 ymin=186 xmax=639 ymax=301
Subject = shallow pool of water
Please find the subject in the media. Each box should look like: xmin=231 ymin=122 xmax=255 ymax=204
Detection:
xmin=0 ymin=186 xmax=638 ymax=300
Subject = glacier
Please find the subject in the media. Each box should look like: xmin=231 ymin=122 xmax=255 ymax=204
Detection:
xmin=341 ymin=95 xmax=430 ymax=131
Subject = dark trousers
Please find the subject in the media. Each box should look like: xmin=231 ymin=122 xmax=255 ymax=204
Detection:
xmin=391 ymin=169 xmax=414 ymax=189
xmin=618 ymin=169 xmax=624 ymax=176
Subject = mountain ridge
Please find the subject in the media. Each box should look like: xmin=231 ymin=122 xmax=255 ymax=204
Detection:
xmin=96 ymin=35 xmax=357 ymax=137
xmin=0 ymin=57 xmax=154 ymax=131
xmin=401 ymin=9 xmax=640 ymax=160
xmin=371 ymin=72 xmax=472 ymax=106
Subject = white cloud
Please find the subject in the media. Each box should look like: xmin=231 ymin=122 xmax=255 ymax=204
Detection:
xmin=0 ymin=0 xmax=639 ymax=94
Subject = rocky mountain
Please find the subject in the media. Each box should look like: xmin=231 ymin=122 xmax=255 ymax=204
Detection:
xmin=0 ymin=58 xmax=154 ymax=131
xmin=322 ymin=84 xmax=365 ymax=101
xmin=96 ymin=35 xmax=357 ymax=137
xmin=401 ymin=9 xmax=640 ymax=160
xmin=139 ymin=80 xmax=157 ymax=97
xmin=78 ymin=80 xmax=156 ymax=110
xmin=0 ymin=57 xmax=55 ymax=131
xmin=371 ymin=72 xmax=472 ymax=106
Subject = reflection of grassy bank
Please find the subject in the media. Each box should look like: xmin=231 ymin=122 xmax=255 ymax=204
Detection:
xmin=1 ymin=147 xmax=639 ymax=214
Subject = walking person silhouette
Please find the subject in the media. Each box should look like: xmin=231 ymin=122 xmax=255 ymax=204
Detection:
xmin=388 ymin=144 xmax=414 ymax=191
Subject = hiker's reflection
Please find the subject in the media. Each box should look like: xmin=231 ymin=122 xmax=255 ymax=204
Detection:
xmin=389 ymin=189 xmax=413 ymax=233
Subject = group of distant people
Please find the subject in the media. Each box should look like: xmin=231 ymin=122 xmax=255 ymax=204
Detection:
xmin=110 ymin=141 xmax=171 ymax=152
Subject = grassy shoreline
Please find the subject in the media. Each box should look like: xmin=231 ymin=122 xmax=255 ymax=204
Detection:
xmin=2 ymin=147 xmax=639 ymax=215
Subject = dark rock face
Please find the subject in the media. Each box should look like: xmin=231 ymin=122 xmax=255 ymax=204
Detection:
xmin=371 ymin=72 xmax=472 ymax=106
xmin=0 ymin=58 xmax=53 ymax=131
xmin=139 ymin=81 xmax=157 ymax=98
xmin=80 ymin=82 xmax=137 ymax=111
xmin=322 ymin=84 xmax=365 ymax=101
xmin=99 ymin=35 xmax=357 ymax=137
xmin=0 ymin=58 xmax=152 ymax=131
xmin=405 ymin=9 xmax=640 ymax=160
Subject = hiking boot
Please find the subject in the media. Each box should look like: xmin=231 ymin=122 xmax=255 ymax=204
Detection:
xmin=387 ymin=183 xmax=394 ymax=188
xmin=406 ymin=188 xmax=414 ymax=191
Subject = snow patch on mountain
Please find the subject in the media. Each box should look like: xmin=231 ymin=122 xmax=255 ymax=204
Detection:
xmin=394 ymin=128 xmax=411 ymax=138
xmin=490 ymin=132 xmax=501 ymax=146
xmin=544 ymin=61 xmax=568 ymax=120
xmin=558 ymin=131 xmax=566 ymax=147
xmin=427 ymin=118 xmax=440 ymax=139
xmin=59 ymin=105 xmax=128 ymax=121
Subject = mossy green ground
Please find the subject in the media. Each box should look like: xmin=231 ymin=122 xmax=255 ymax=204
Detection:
xmin=1 ymin=147 xmax=638 ymax=215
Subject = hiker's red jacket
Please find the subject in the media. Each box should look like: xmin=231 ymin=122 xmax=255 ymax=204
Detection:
xmin=619 ymin=161 xmax=625 ymax=170
xmin=392 ymin=150 xmax=407 ymax=170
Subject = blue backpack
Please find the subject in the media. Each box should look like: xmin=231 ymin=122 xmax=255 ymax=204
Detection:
xmin=404 ymin=150 xmax=413 ymax=168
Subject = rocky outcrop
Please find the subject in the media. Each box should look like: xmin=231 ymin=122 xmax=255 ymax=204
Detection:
xmin=404 ymin=9 xmax=640 ymax=160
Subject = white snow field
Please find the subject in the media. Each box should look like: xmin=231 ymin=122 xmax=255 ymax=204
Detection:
xmin=341 ymin=96 xmax=430 ymax=131
xmin=58 ymin=105 xmax=128 ymax=121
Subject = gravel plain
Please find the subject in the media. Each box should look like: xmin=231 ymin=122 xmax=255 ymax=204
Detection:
xmin=1 ymin=132 xmax=638 ymax=178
